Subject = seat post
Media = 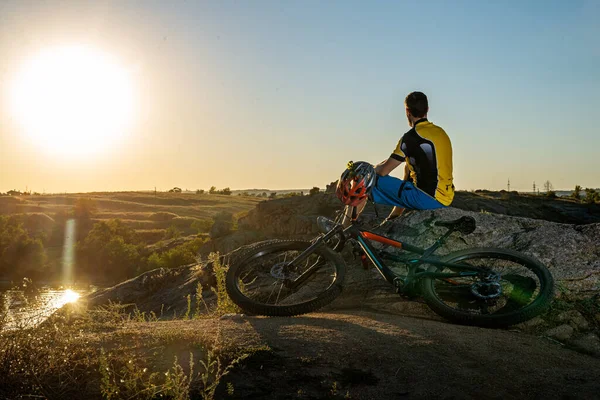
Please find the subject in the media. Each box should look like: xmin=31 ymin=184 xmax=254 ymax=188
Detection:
xmin=422 ymin=228 xmax=455 ymax=257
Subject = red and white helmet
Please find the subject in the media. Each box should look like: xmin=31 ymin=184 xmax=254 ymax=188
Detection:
xmin=335 ymin=161 xmax=376 ymax=206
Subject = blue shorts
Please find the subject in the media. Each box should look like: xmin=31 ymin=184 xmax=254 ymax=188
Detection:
xmin=370 ymin=175 xmax=446 ymax=210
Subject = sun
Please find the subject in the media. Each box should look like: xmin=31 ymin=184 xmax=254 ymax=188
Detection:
xmin=8 ymin=45 xmax=135 ymax=156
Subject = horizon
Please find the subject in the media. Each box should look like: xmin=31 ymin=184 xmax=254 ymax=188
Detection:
xmin=1 ymin=1 xmax=599 ymax=193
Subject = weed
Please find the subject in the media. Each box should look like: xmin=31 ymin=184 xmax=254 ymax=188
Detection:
xmin=184 ymin=294 xmax=192 ymax=320
xmin=195 ymin=282 xmax=210 ymax=317
xmin=99 ymin=349 xmax=194 ymax=400
xmin=209 ymin=253 xmax=239 ymax=316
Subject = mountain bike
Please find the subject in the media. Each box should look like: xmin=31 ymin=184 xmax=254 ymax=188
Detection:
xmin=225 ymin=211 xmax=554 ymax=327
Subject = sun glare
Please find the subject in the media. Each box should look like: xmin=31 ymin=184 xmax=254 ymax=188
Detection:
xmin=8 ymin=45 xmax=135 ymax=156
xmin=59 ymin=289 xmax=81 ymax=306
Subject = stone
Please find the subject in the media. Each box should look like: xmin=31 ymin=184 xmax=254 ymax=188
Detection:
xmin=220 ymin=313 xmax=246 ymax=322
xmin=544 ymin=325 xmax=574 ymax=341
xmin=556 ymin=310 xmax=590 ymax=331
xmin=515 ymin=316 xmax=545 ymax=330
xmin=569 ymin=333 xmax=600 ymax=357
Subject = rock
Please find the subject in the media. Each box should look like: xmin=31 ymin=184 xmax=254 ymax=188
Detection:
xmin=220 ymin=313 xmax=246 ymax=322
xmin=544 ymin=325 xmax=574 ymax=341
xmin=515 ymin=316 xmax=545 ymax=330
xmin=210 ymin=220 xmax=232 ymax=239
xmin=557 ymin=310 xmax=590 ymax=331
xmin=569 ymin=333 xmax=600 ymax=357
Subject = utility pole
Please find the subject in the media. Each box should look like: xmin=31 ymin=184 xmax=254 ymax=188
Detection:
xmin=507 ymin=178 xmax=510 ymax=192
xmin=533 ymin=181 xmax=536 ymax=194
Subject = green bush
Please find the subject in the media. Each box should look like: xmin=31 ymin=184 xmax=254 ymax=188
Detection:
xmin=145 ymin=238 xmax=206 ymax=271
xmin=77 ymin=220 xmax=142 ymax=283
xmin=191 ymin=219 xmax=213 ymax=233
xmin=0 ymin=216 xmax=46 ymax=278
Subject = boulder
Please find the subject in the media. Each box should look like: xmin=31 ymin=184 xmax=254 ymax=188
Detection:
xmin=544 ymin=325 xmax=575 ymax=341
xmin=569 ymin=333 xmax=600 ymax=357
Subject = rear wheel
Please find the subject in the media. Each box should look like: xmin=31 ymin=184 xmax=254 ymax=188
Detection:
xmin=421 ymin=248 xmax=554 ymax=327
xmin=225 ymin=240 xmax=346 ymax=316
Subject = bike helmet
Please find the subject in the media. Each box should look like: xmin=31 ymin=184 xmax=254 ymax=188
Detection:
xmin=336 ymin=161 xmax=376 ymax=206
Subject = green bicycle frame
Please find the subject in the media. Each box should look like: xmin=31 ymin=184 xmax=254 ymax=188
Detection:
xmin=286 ymin=222 xmax=488 ymax=291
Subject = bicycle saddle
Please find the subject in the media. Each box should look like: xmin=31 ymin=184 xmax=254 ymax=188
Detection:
xmin=434 ymin=216 xmax=476 ymax=235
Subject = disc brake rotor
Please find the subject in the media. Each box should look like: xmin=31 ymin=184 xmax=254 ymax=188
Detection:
xmin=270 ymin=262 xmax=298 ymax=280
xmin=470 ymin=281 xmax=503 ymax=300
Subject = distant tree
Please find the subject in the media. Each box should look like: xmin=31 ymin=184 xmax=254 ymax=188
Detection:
xmin=543 ymin=181 xmax=553 ymax=193
xmin=7 ymin=190 xmax=22 ymax=196
xmin=222 ymin=187 xmax=232 ymax=195
xmin=309 ymin=187 xmax=320 ymax=196
xmin=584 ymin=188 xmax=599 ymax=204
xmin=261 ymin=192 xmax=268 ymax=197
xmin=209 ymin=186 xmax=217 ymax=194
xmin=196 ymin=189 xmax=205 ymax=195
xmin=572 ymin=185 xmax=582 ymax=200
xmin=168 ymin=187 xmax=182 ymax=193
xmin=269 ymin=192 xmax=277 ymax=199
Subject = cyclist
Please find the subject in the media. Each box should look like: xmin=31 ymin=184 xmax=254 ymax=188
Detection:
xmin=321 ymin=91 xmax=455 ymax=231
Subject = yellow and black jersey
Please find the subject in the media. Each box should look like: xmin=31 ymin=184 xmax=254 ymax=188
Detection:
xmin=391 ymin=118 xmax=454 ymax=206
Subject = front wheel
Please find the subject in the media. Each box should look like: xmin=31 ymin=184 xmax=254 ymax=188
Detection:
xmin=420 ymin=248 xmax=554 ymax=327
xmin=225 ymin=240 xmax=346 ymax=316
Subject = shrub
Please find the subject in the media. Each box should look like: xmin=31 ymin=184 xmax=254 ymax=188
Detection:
xmin=0 ymin=216 xmax=47 ymax=278
xmin=309 ymin=187 xmax=320 ymax=195
xmin=191 ymin=219 xmax=213 ymax=233
xmin=145 ymin=238 xmax=206 ymax=270
xmin=163 ymin=225 xmax=182 ymax=240
xmin=77 ymin=220 xmax=142 ymax=282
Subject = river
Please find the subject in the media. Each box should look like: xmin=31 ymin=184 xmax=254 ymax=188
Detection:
xmin=0 ymin=285 xmax=97 ymax=330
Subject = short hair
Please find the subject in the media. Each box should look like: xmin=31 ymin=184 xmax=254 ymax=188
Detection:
xmin=405 ymin=92 xmax=428 ymax=118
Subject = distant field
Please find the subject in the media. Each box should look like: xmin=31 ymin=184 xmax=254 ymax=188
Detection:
xmin=0 ymin=191 xmax=264 ymax=243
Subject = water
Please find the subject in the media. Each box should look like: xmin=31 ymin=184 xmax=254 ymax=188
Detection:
xmin=0 ymin=286 xmax=96 ymax=330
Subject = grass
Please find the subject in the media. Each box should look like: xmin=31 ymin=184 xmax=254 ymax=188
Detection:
xmin=0 ymin=302 xmax=253 ymax=399
xmin=0 ymin=253 xmax=248 ymax=399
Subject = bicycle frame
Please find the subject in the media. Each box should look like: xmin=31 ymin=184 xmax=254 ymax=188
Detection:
xmin=285 ymin=221 xmax=491 ymax=292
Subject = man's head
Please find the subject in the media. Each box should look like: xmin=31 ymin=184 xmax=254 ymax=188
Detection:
xmin=404 ymin=91 xmax=428 ymax=127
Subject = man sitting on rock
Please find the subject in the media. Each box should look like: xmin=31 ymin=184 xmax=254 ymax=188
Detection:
xmin=320 ymin=91 xmax=455 ymax=231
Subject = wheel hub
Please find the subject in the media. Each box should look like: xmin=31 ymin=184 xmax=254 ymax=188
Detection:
xmin=270 ymin=263 xmax=297 ymax=280
xmin=470 ymin=281 xmax=502 ymax=299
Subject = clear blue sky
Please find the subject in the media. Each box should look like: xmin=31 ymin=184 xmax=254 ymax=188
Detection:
xmin=0 ymin=0 xmax=598 ymax=192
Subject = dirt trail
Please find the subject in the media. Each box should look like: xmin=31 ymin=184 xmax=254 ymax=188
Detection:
xmin=141 ymin=310 xmax=600 ymax=399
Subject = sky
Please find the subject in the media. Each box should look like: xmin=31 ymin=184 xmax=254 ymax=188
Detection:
xmin=0 ymin=0 xmax=598 ymax=193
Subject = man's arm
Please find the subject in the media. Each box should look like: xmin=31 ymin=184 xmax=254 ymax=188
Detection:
xmin=375 ymin=157 xmax=403 ymax=176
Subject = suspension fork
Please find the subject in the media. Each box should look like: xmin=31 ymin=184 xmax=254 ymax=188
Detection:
xmin=284 ymin=225 xmax=344 ymax=290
